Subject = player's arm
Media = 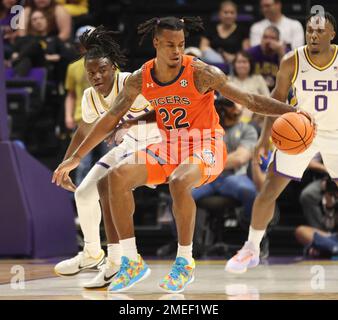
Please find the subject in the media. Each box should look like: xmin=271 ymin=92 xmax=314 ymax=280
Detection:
xmin=193 ymin=60 xmax=295 ymax=116
xmin=257 ymin=51 xmax=296 ymax=156
xmin=62 ymin=121 xmax=95 ymax=160
xmin=57 ymin=121 xmax=95 ymax=191
xmin=52 ymin=70 xmax=142 ymax=186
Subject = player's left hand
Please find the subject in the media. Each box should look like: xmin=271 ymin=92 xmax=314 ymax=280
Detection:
xmin=52 ymin=155 xmax=81 ymax=187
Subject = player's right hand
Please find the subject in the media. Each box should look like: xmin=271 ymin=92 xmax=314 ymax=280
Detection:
xmin=52 ymin=155 xmax=81 ymax=187
xmin=60 ymin=175 xmax=76 ymax=192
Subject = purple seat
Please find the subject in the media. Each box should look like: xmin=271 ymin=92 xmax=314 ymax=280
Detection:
xmin=5 ymin=67 xmax=47 ymax=102
xmin=6 ymin=88 xmax=30 ymax=113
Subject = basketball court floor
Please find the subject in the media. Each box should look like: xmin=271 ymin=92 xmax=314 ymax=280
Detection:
xmin=0 ymin=258 xmax=338 ymax=300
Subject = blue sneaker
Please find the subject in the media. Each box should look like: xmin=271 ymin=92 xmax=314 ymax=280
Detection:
xmin=159 ymin=257 xmax=195 ymax=293
xmin=108 ymin=255 xmax=151 ymax=292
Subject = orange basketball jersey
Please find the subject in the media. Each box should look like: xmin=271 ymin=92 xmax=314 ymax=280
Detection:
xmin=141 ymin=55 xmax=224 ymax=142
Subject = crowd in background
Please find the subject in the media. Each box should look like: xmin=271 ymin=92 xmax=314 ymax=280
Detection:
xmin=1 ymin=0 xmax=337 ymax=258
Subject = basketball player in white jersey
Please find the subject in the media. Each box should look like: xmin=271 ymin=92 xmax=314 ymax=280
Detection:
xmin=226 ymin=12 xmax=337 ymax=273
xmin=54 ymin=27 xmax=161 ymax=288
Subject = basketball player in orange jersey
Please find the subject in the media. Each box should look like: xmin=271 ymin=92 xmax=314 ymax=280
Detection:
xmin=226 ymin=12 xmax=337 ymax=274
xmin=53 ymin=16 xmax=306 ymax=293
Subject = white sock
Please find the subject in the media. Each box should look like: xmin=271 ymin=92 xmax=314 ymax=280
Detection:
xmin=84 ymin=242 xmax=101 ymax=258
xmin=248 ymin=226 xmax=266 ymax=252
xmin=75 ymin=166 xmax=107 ymax=258
xmin=107 ymin=243 xmax=122 ymax=265
xmin=120 ymin=237 xmax=138 ymax=261
xmin=177 ymin=243 xmax=193 ymax=264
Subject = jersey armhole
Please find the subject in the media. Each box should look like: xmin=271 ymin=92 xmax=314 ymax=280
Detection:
xmin=291 ymin=49 xmax=299 ymax=84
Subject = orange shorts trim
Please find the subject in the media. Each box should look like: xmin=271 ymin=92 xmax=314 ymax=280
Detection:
xmin=137 ymin=138 xmax=227 ymax=186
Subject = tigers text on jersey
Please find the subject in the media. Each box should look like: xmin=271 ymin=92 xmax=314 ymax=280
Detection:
xmin=141 ymin=55 xmax=224 ymax=142
xmin=292 ymin=45 xmax=338 ymax=131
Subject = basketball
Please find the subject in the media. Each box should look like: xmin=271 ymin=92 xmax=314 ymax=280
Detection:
xmin=271 ymin=112 xmax=315 ymax=155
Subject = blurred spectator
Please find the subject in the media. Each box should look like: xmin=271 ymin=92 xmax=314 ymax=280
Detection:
xmin=247 ymin=25 xmax=289 ymax=91
xmin=229 ymin=51 xmax=269 ymax=122
xmin=11 ymin=9 xmax=72 ymax=79
xmin=296 ymin=173 xmax=338 ymax=257
xmin=56 ymin=0 xmax=88 ymax=17
xmin=56 ymin=0 xmax=92 ymax=31
xmin=20 ymin=0 xmax=71 ymax=41
xmin=184 ymin=46 xmax=202 ymax=58
xmin=298 ymin=156 xmax=335 ymax=230
xmin=200 ymin=0 xmax=249 ymax=65
xmin=1 ymin=0 xmax=20 ymax=60
xmin=192 ymin=98 xmax=257 ymax=221
xmin=63 ymin=25 xmax=93 ymax=184
xmin=250 ymin=0 xmax=304 ymax=49
xmin=64 ymin=25 xmax=93 ymax=131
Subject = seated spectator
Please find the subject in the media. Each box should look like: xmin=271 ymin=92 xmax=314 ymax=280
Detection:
xmin=296 ymin=172 xmax=338 ymax=257
xmin=64 ymin=25 xmax=93 ymax=131
xmin=1 ymin=0 xmax=20 ymax=60
xmin=56 ymin=0 xmax=91 ymax=31
xmin=229 ymin=51 xmax=270 ymax=122
xmin=19 ymin=0 xmax=72 ymax=41
xmin=250 ymin=0 xmax=304 ymax=49
xmin=192 ymin=98 xmax=257 ymax=221
xmin=200 ymin=0 xmax=249 ymax=65
xmin=247 ymin=25 xmax=289 ymax=91
xmin=56 ymin=0 xmax=88 ymax=17
xmin=11 ymin=9 xmax=72 ymax=80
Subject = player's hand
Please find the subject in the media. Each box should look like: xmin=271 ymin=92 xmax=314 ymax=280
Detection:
xmin=114 ymin=125 xmax=131 ymax=145
xmin=60 ymin=175 xmax=77 ymax=192
xmin=297 ymin=109 xmax=317 ymax=137
xmin=52 ymin=155 xmax=81 ymax=187
xmin=254 ymin=137 xmax=270 ymax=164
xmin=108 ymin=122 xmax=133 ymax=146
xmin=104 ymin=130 xmax=116 ymax=146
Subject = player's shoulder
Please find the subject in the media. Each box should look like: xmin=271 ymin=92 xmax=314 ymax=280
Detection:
xmin=83 ymin=86 xmax=93 ymax=97
xmin=117 ymin=71 xmax=132 ymax=91
xmin=191 ymin=58 xmax=224 ymax=78
xmin=280 ymin=48 xmax=300 ymax=71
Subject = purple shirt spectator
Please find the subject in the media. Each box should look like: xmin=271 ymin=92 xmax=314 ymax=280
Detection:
xmin=247 ymin=25 xmax=290 ymax=91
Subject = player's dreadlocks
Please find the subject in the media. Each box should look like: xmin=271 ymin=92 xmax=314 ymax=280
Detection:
xmin=306 ymin=11 xmax=337 ymax=33
xmin=137 ymin=16 xmax=204 ymax=45
xmin=79 ymin=25 xmax=127 ymax=68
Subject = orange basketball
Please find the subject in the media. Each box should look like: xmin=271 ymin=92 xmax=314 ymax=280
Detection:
xmin=271 ymin=112 xmax=315 ymax=155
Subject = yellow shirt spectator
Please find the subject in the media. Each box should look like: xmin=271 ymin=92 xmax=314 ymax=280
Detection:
xmin=56 ymin=0 xmax=88 ymax=17
xmin=65 ymin=57 xmax=90 ymax=124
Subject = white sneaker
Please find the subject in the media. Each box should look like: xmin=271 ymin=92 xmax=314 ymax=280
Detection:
xmin=83 ymin=260 xmax=120 ymax=289
xmin=54 ymin=250 xmax=105 ymax=276
xmin=225 ymin=241 xmax=260 ymax=274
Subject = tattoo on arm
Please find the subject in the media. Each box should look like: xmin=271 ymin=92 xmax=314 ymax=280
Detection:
xmin=109 ymin=69 xmax=142 ymax=117
xmin=193 ymin=61 xmax=228 ymax=94
xmin=193 ymin=60 xmax=294 ymax=116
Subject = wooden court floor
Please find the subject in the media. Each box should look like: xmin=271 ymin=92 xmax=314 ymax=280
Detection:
xmin=0 ymin=259 xmax=338 ymax=300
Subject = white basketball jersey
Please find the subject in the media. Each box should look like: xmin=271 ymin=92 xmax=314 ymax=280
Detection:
xmin=292 ymin=45 xmax=338 ymax=131
xmin=82 ymin=71 xmax=152 ymax=124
